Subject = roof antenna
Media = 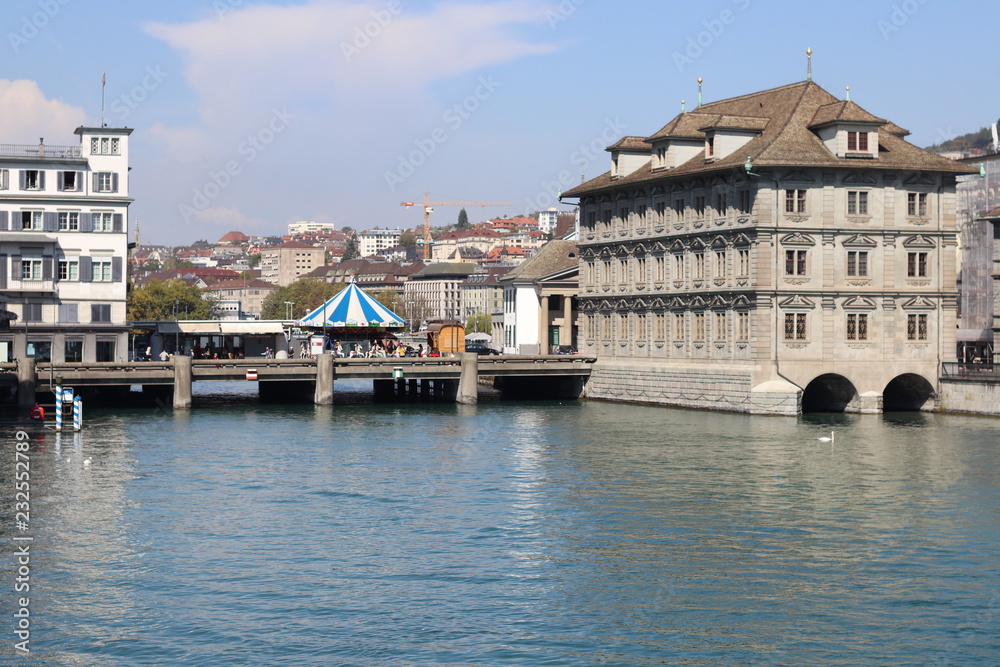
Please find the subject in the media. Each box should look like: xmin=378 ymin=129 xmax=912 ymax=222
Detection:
xmin=845 ymin=85 xmax=851 ymax=102
xmin=806 ymin=47 xmax=813 ymax=81
xmin=697 ymin=77 xmax=703 ymax=107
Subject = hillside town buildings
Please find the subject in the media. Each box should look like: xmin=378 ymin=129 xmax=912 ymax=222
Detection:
xmin=0 ymin=126 xmax=132 ymax=362
xmin=561 ymin=80 xmax=975 ymax=415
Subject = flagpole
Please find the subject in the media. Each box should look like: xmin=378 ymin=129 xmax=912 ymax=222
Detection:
xmin=101 ymin=72 xmax=106 ymax=127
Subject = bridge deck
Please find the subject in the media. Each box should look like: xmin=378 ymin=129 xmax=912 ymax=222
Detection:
xmin=1 ymin=355 xmax=595 ymax=388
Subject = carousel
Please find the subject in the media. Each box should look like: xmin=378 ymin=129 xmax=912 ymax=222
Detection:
xmin=297 ymin=282 xmax=406 ymax=357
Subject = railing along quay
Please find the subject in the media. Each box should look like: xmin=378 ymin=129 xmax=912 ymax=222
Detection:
xmin=941 ymin=362 xmax=1000 ymax=381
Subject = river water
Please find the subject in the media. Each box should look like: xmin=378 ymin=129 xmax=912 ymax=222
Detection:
xmin=1 ymin=382 xmax=999 ymax=666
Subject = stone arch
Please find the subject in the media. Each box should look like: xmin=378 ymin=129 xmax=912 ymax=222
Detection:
xmin=883 ymin=373 xmax=936 ymax=412
xmin=802 ymin=373 xmax=858 ymax=413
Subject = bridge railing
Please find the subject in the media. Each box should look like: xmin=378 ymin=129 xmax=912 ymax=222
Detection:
xmin=941 ymin=362 xmax=1000 ymax=380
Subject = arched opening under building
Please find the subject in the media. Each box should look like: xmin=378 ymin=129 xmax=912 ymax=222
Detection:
xmin=801 ymin=374 xmax=858 ymax=413
xmin=882 ymin=374 xmax=936 ymax=412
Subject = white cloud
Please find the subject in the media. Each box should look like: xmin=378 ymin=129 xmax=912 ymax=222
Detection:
xmin=0 ymin=80 xmax=87 ymax=143
xmin=144 ymin=0 xmax=555 ymax=127
xmin=191 ymin=206 xmax=268 ymax=231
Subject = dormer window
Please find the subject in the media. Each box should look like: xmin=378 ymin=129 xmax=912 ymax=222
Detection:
xmin=706 ymin=135 xmax=715 ymax=158
xmin=847 ymin=131 xmax=868 ymax=152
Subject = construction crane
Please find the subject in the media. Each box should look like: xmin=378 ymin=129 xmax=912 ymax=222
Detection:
xmin=400 ymin=192 xmax=510 ymax=260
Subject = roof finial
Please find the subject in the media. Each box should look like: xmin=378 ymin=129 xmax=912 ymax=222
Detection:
xmin=845 ymin=85 xmax=851 ymax=102
xmin=681 ymin=99 xmax=686 ymax=113
xmin=806 ymin=47 xmax=813 ymax=81
xmin=697 ymin=77 xmax=703 ymax=108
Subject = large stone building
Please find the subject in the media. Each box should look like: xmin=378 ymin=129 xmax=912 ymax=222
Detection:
xmin=403 ymin=263 xmax=477 ymax=325
xmin=0 ymin=127 xmax=132 ymax=362
xmin=561 ymin=80 xmax=974 ymax=415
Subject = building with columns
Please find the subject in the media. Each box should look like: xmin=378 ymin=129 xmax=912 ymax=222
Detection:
xmin=561 ymin=80 xmax=974 ymax=415
xmin=500 ymin=241 xmax=579 ymax=354
xmin=0 ymin=127 xmax=132 ymax=363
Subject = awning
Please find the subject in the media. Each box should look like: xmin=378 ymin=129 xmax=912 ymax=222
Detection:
xmin=157 ymin=322 xmax=221 ymax=334
xmin=219 ymin=322 xmax=285 ymax=335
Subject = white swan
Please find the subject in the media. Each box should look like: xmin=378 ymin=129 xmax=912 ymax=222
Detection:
xmin=817 ymin=431 xmax=835 ymax=443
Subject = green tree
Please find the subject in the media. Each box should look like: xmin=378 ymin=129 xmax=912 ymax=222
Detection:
xmin=248 ymin=253 xmax=261 ymax=268
xmin=259 ymin=279 xmax=347 ymax=320
xmin=139 ymin=259 xmax=161 ymax=271
xmin=466 ymin=312 xmax=491 ymax=334
xmin=374 ymin=290 xmax=402 ymax=316
xmin=457 ymin=208 xmax=470 ymax=229
xmin=343 ymin=232 xmax=360 ymax=260
xmin=127 ymin=279 xmax=218 ymax=321
xmin=164 ymin=257 xmax=196 ymax=270
xmin=398 ymin=230 xmax=417 ymax=247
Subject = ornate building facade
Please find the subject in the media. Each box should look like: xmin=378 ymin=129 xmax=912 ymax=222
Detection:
xmin=561 ymin=80 xmax=974 ymax=415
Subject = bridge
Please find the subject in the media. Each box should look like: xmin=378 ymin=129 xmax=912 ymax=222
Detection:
xmin=2 ymin=354 xmax=597 ymax=409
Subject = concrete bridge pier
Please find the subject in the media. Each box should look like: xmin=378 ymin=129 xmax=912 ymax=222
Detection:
xmin=408 ymin=379 xmax=418 ymax=398
xmin=314 ymin=354 xmax=334 ymax=405
xmin=17 ymin=358 xmax=36 ymax=412
xmin=173 ymin=355 xmax=192 ymax=409
xmin=457 ymin=352 xmax=478 ymax=405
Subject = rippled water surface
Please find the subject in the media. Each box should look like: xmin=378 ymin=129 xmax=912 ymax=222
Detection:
xmin=2 ymin=383 xmax=999 ymax=665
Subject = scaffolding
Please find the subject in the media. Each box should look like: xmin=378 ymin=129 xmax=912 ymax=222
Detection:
xmin=955 ymin=155 xmax=999 ymax=361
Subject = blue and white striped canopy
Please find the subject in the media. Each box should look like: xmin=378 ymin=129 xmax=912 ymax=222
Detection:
xmin=298 ymin=283 xmax=405 ymax=328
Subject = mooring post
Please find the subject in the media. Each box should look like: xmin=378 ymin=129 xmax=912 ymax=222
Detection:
xmin=457 ymin=352 xmax=478 ymax=405
xmin=16 ymin=357 xmax=36 ymax=412
xmin=173 ymin=355 xmax=193 ymax=409
xmin=314 ymin=353 xmax=334 ymax=405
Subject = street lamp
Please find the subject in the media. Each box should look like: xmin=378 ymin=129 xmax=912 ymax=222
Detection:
xmin=283 ymin=301 xmax=295 ymax=321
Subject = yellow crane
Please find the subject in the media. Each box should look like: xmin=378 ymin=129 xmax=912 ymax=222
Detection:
xmin=400 ymin=192 xmax=510 ymax=260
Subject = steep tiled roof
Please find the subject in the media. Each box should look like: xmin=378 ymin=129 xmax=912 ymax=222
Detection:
xmin=501 ymin=241 xmax=578 ymax=282
xmin=697 ymin=115 xmax=770 ymax=132
xmin=607 ymin=136 xmax=652 ymax=151
xmin=808 ymin=100 xmax=887 ymax=128
xmin=564 ymin=80 xmax=975 ymax=199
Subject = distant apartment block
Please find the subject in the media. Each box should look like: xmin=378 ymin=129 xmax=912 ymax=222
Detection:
xmin=288 ymin=221 xmax=337 ymax=236
xmin=358 ymin=228 xmax=403 ymax=258
xmin=0 ymin=127 xmax=132 ymax=362
xmin=259 ymin=241 xmax=324 ymax=286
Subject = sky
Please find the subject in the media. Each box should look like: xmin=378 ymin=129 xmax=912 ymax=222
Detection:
xmin=3 ymin=0 xmax=999 ymax=246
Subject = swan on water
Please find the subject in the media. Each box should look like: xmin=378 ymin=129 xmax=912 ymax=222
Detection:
xmin=817 ymin=431 xmax=835 ymax=443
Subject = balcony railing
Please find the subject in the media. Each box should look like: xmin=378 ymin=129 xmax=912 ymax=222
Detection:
xmin=5 ymin=279 xmax=56 ymax=293
xmin=0 ymin=144 xmax=82 ymax=159
xmin=941 ymin=361 xmax=1000 ymax=380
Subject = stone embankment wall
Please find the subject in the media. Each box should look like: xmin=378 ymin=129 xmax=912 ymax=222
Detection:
xmin=584 ymin=361 xmax=800 ymax=416
xmin=938 ymin=379 xmax=1000 ymax=417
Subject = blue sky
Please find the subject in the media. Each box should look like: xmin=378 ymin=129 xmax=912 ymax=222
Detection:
xmin=4 ymin=0 xmax=998 ymax=246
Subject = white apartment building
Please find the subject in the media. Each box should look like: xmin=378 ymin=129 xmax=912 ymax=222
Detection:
xmin=0 ymin=127 xmax=132 ymax=362
xmin=288 ymin=221 xmax=337 ymax=235
xmin=358 ymin=228 xmax=403 ymax=258
xmin=538 ymin=207 xmax=558 ymax=234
